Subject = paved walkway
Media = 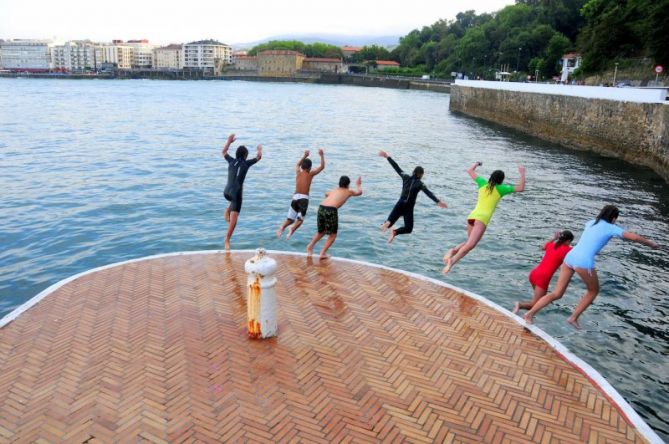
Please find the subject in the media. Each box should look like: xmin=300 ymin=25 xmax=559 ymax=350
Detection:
xmin=0 ymin=252 xmax=648 ymax=443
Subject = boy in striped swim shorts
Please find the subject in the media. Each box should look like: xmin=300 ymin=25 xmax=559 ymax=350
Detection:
xmin=276 ymin=149 xmax=325 ymax=239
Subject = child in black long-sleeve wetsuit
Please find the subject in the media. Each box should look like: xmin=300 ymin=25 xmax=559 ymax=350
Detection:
xmin=378 ymin=151 xmax=447 ymax=243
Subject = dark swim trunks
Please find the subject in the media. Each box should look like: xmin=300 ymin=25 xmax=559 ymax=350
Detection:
xmin=317 ymin=205 xmax=338 ymax=234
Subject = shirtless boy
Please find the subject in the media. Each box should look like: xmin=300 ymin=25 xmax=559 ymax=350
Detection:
xmin=306 ymin=176 xmax=363 ymax=259
xmin=276 ymin=149 xmax=325 ymax=239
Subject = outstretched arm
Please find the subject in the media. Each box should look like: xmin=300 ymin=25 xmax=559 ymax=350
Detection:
xmin=421 ymin=185 xmax=447 ymax=208
xmin=379 ymin=150 xmax=404 ymax=177
xmin=311 ymin=149 xmax=325 ymax=176
xmin=255 ymin=144 xmax=263 ymax=161
xmin=514 ymin=166 xmax=526 ymax=192
xmin=467 ymin=162 xmax=481 ymax=181
xmin=222 ymin=133 xmax=235 ymax=159
xmin=351 ymin=176 xmax=363 ymax=196
xmin=296 ymin=150 xmax=309 ymax=174
xmin=623 ymin=231 xmax=658 ymax=249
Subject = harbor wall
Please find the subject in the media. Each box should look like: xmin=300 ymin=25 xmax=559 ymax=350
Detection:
xmin=450 ymin=82 xmax=669 ymax=181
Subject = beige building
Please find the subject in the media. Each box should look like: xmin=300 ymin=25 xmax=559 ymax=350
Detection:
xmin=183 ymin=39 xmax=232 ymax=73
xmin=341 ymin=46 xmax=362 ymax=60
xmin=231 ymin=55 xmax=258 ymax=71
xmin=257 ymin=50 xmax=304 ymax=77
xmin=154 ymin=44 xmax=183 ymax=69
xmin=0 ymin=39 xmax=53 ymax=71
xmin=302 ymin=57 xmax=344 ymax=73
xmin=375 ymin=60 xmax=400 ymax=71
xmin=126 ymin=39 xmax=156 ymax=68
xmin=100 ymin=44 xmax=134 ymax=69
xmin=51 ymin=41 xmax=98 ymax=72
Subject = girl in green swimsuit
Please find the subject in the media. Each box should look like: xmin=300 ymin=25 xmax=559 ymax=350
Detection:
xmin=443 ymin=162 xmax=526 ymax=274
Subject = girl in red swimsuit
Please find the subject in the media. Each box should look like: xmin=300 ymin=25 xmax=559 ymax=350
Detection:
xmin=513 ymin=231 xmax=574 ymax=314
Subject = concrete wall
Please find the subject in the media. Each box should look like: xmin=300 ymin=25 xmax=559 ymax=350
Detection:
xmin=450 ymin=84 xmax=669 ymax=182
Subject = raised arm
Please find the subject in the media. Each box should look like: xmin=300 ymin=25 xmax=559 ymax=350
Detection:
xmin=222 ymin=133 xmax=235 ymax=159
xmin=514 ymin=166 xmax=526 ymax=192
xmin=296 ymin=150 xmax=309 ymax=174
xmin=379 ymin=150 xmax=404 ymax=177
xmin=311 ymin=149 xmax=325 ymax=176
xmin=467 ymin=162 xmax=481 ymax=181
xmin=623 ymin=231 xmax=658 ymax=249
xmin=255 ymin=144 xmax=263 ymax=161
xmin=351 ymin=176 xmax=363 ymax=196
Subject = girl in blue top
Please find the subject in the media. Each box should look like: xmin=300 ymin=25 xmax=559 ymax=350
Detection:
xmin=523 ymin=205 xmax=658 ymax=329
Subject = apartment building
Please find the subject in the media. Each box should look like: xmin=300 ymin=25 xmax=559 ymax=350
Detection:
xmin=154 ymin=44 xmax=183 ymax=69
xmin=100 ymin=44 xmax=134 ymax=70
xmin=51 ymin=41 xmax=98 ymax=72
xmin=183 ymin=39 xmax=232 ymax=73
xmin=0 ymin=39 xmax=53 ymax=71
xmin=126 ymin=39 xmax=156 ymax=68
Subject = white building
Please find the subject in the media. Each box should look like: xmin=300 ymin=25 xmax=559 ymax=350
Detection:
xmin=0 ymin=39 xmax=53 ymax=71
xmin=51 ymin=41 xmax=99 ymax=72
xmin=560 ymin=53 xmax=582 ymax=83
xmin=183 ymin=39 xmax=231 ymax=72
xmin=126 ymin=39 xmax=157 ymax=68
xmin=99 ymin=44 xmax=134 ymax=70
xmin=153 ymin=44 xmax=183 ymax=69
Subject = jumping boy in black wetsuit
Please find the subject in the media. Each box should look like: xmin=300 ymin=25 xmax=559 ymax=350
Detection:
xmin=378 ymin=150 xmax=447 ymax=243
xmin=222 ymin=133 xmax=262 ymax=250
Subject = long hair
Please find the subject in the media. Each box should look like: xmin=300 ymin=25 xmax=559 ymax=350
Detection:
xmin=594 ymin=205 xmax=619 ymax=225
xmin=486 ymin=170 xmax=505 ymax=194
xmin=554 ymin=230 xmax=574 ymax=248
xmin=235 ymin=145 xmax=248 ymax=160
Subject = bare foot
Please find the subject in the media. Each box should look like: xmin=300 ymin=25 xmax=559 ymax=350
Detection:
xmin=387 ymin=230 xmax=396 ymax=244
xmin=442 ymin=258 xmax=453 ymax=274
xmin=224 ymin=207 xmax=231 ymax=223
xmin=443 ymin=248 xmax=454 ymax=264
xmin=319 ymin=253 xmax=330 ymax=260
xmin=523 ymin=313 xmax=533 ymax=325
xmin=380 ymin=221 xmax=390 ymax=232
xmin=566 ymin=318 xmax=581 ymax=330
xmin=512 ymin=302 xmax=520 ymax=314
xmin=224 ymin=239 xmax=231 ymax=251
xmin=286 ymin=227 xmax=295 ymax=240
xmin=306 ymin=244 xmax=314 ymax=256
xmin=276 ymin=227 xmax=284 ymax=238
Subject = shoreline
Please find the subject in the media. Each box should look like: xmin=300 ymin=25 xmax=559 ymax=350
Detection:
xmin=0 ymin=71 xmax=452 ymax=93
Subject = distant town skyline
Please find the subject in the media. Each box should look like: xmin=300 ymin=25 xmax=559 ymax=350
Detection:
xmin=0 ymin=0 xmax=514 ymax=45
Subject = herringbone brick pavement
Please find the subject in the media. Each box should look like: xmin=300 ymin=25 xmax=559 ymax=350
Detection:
xmin=0 ymin=253 xmax=648 ymax=443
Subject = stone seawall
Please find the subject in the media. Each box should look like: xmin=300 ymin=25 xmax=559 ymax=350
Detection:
xmin=450 ymin=84 xmax=669 ymax=182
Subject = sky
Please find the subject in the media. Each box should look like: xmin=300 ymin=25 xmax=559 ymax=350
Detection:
xmin=0 ymin=0 xmax=514 ymax=45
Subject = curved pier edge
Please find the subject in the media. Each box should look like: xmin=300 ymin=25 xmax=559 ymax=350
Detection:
xmin=0 ymin=249 xmax=663 ymax=444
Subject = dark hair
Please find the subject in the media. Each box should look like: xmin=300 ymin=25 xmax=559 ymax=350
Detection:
xmin=339 ymin=175 xmax=351 ymax=188
xmin=486 ymin=170 xmax=505 ymax=193
xmin=235 ymin=145 xmax=248 ymax=160
xmin=554 ymin=230 xmax=574 ymax=248
xmin=301 ymin=158 xmax=312 ymax=170
xmin=594 ymin=204 xmax=619 ymax=225
xmin=413 ymin=166 xmax=424 ymax=179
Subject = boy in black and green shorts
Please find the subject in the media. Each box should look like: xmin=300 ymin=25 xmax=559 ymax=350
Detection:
xmin=307 ymin=175 xmax=363 ymax=259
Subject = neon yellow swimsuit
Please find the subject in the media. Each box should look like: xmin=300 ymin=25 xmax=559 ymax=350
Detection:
xmin=467 ymin=176 xmax=515 ymax=225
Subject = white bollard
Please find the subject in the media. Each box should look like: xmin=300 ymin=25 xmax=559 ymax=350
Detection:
xmin=244 ymin=248 xmax=278 ymax=339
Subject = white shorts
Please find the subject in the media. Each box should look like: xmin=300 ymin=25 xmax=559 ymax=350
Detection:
xmin=287 ymin=193 xmax=309 ymax=221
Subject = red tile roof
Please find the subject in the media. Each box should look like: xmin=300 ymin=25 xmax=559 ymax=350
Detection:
xmin=342 ymin=46 xmax=362 ymax=52
xmin=376 ymin=60 xmax=400 ymax=66
xmin=562 ymin=52 xmax=581 ymax=59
